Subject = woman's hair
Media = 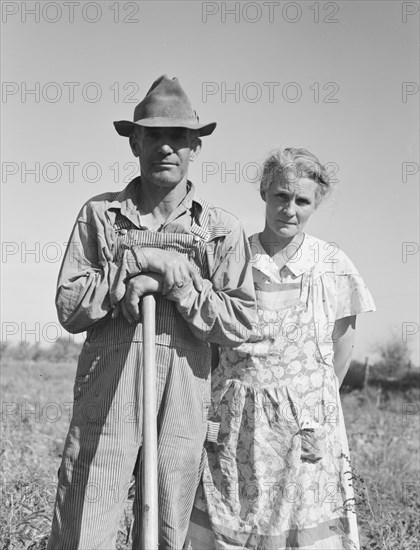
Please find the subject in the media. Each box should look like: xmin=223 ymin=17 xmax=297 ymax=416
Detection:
xmin=260 ymin=146 xmax=332 ymax=204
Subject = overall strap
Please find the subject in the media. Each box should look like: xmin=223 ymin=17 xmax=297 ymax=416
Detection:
xmin=306 ymin=267 xmax=328 ymax=365
xmin=113 ymin=210 xmax=135 ymax=231
xmin=300 ymin=267 xmax=313 ymax=306
xmin=190 ymin=197 xmax=211 ymax=241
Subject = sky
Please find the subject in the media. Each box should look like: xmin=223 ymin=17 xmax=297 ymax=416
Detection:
xmin=1 ymin=0 xmax=419 ymax=363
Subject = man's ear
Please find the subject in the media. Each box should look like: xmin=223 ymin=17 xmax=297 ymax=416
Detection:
xmin=129 ymin=133 xmax=139 ymax=158
xmin=189 ymin=137 xmax=202 ymax=162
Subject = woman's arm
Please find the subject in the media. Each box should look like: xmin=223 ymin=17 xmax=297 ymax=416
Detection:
xmin=333 ymin=315 xmax=357 ymax=386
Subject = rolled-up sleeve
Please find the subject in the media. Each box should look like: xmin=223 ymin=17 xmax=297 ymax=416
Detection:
xmin=56 ymin=203 xmax=123 ymax=333
xmin=166 ymin=219 xmax=256 ymax=346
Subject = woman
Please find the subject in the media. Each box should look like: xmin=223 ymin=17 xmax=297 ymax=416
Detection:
xmin=187 ymin=147 xmax=375 ymax=549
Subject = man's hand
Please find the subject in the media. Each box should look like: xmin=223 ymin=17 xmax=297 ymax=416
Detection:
xmin=118 ymin=273 xmax=163 ymax=324
xmin=142 ymin=248 xmax=203 ymax=295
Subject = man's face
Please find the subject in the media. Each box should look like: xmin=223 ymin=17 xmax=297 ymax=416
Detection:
xmin=130 ymin=127 xmax=200 ymax=189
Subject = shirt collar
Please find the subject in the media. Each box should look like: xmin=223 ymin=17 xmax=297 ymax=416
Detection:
xmin=107 ymin=177 xmax=205 ymax=229
xmin=250 ymin=233 xmax=316 ymax=278
xmin=109 ymin=177 xmax=141 ymax=226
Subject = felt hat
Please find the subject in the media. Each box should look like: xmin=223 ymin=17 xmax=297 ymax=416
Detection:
xmin=114 ymin=75 xmax=216 ymax=137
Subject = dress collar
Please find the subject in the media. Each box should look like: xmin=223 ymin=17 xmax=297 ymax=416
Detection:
xmin=250 ymin=233 xmax=316 ymax=278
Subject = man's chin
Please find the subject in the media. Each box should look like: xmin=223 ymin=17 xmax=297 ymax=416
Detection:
xmin=149 ymin=174 xmax=182 ymax=188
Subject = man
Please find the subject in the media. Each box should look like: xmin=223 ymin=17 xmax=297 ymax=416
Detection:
xmin=47 ymin=75 xmax=256 ymax=550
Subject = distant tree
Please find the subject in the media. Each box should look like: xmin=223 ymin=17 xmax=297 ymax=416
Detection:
xmin=374 ymin=336 xmax=412 ymax=377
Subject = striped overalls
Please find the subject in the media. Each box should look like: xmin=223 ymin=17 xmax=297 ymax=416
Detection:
xmin=48 ymin=209 xmax=225 ymax=549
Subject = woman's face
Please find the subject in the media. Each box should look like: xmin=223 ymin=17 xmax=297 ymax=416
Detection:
xmin=262 ymin=169 xmax=319 ymax=240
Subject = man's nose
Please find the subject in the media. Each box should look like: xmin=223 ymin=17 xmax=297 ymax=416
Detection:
xmin=158 ymin=142 xmax=174 ymax=154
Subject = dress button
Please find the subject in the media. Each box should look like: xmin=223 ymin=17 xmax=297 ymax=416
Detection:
xmin=120 ymin=229 xmax=127 ymax=235
xmin=193 ymin=235 xmax=200 ymax=242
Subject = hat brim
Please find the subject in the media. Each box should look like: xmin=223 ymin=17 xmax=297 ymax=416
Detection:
xmin=114 ymin=118 xmax=216 ymax=137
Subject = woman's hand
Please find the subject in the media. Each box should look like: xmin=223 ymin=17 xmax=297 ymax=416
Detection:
xmin=141 ymin=248 xmax=203 ymax=295
xmin=118 ymin=273 xmax=163 ymax=324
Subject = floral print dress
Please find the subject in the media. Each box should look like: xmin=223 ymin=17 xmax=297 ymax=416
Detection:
xmin=186 ymin=234 xmax=375 ymax=550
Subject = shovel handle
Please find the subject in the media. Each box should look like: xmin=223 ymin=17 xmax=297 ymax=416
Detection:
xmin=141 ymin=294 xmax=159 ymax=550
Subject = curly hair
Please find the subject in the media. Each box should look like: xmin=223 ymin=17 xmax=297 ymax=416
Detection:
xmin=260 ymin=146 xmax=332 ymax=204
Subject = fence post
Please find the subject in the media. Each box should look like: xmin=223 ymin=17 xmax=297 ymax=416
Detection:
xmin=363 ymin=356 xmax=370 ymax=390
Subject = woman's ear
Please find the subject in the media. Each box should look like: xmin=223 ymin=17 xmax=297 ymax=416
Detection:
xmin=260 ymin=188 xmax=266 ymax=202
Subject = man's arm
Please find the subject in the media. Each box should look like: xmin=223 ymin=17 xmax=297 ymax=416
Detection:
xmin=118 ymin=222 xmax=256 ymax=346
xmin=56 ymin=202 xmax=207 ymax=334
xmin=164 ymin=219 xmax=256 ymax=346
xmin=58 ymin=201 xmax=255 ymax=343
xmin=115 ymin=247 xmax=203 ymax=297
xmin=56 ymin=204 xmax=121 ymax=333
xmin=115 ymin=218 xmax=256 ymax=346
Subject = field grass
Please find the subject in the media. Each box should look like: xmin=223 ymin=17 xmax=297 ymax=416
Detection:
xmin=1 ymin=360 xmax=419 ymax=549
xmin=342 ymin=389 xmax=419 ymax=549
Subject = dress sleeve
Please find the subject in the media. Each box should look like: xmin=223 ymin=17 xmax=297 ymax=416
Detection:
xmin=334 ymin=252 xmax=376 ymax=320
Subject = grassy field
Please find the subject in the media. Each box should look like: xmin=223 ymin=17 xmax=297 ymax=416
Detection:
xmin=1 ymin=360 xmax=419 ymax=549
